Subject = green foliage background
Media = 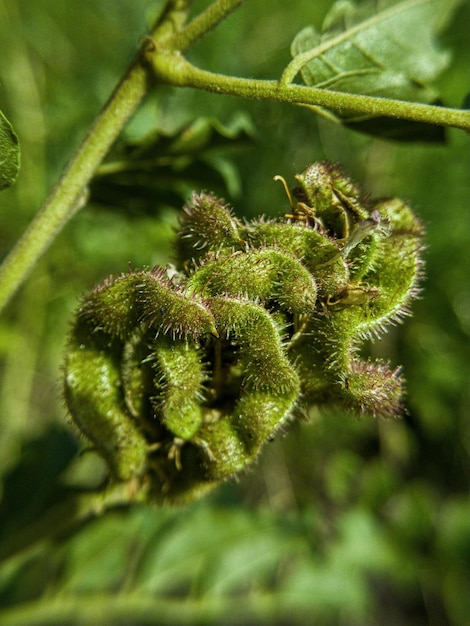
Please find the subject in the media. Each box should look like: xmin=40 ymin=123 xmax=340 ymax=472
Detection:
xmin=0 ymin=0 xmax=469 ymax=624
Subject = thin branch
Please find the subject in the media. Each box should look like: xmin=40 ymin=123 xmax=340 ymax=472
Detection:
xmin=149 ymin=53 xmax=470 ymax=131
xmin=0 ymin=1 xmax=191 ymax=314
xmin=163 ymin=0 xmax=247 ymax=52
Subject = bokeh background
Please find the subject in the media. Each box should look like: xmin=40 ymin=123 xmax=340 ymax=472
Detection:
xmin=0 ymin=1 xmax=469 ymax=624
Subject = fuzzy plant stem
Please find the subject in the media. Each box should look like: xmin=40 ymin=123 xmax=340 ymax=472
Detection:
xmin=149 ymin=52 xmax=470 ymax=130
xmin=0 ymin=0 xmax=244 ymax=313
xmin=0 ymin=55 xmax=152 ymax=311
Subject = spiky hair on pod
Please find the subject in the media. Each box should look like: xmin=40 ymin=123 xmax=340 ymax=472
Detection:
xmin=340 ymin=359 xmax=405 ymax=419
xmin=137 ymin=268 xmax=217 ymax=339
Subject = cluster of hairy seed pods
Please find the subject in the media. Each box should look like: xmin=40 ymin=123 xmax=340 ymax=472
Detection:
xmin=64 ymin=161 xmax=424 ymax=503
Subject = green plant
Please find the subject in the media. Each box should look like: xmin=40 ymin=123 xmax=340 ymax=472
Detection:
xmin=0 ymin=1 xmax=469 ymax=624
xmin=0 ymin=0 xmax=468 ymax=312
xmin=64 ymin=162 xmax=423 ymax=503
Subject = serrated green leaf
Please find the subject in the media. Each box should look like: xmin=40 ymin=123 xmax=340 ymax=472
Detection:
xmin=0 ymin=110 xmax=20 ymax=190
xmin=288 ymin=0 xmax=462 ymax=139
xmin=290 ymin=0 xmax=457 ymax=97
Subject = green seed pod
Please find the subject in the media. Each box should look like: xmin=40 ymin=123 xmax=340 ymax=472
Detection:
xmin=250 ymin=222 xmax=350 ymax=300
xmin=187 ymin=248 xmax=317 ymax=314
xmin=175 ymin=191 xmax=244 ymax=264
xmin=151 ymin=336 xmax=205 ymax=440
xmin=137 ymin=269 xmax=217 ymax=338
xmin=64 ymin=322 xmax=149 ymax=482
xmin=64 ymin=161 xmax=424 ymax=503
xmin=209 ymin=296 xmax=299 ymax=394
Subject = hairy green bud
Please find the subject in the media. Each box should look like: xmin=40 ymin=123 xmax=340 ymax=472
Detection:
xmin=175 ymin=192 xmax=244 ymax=262
xmin=63 ymin=161 xmax=424 ymax=503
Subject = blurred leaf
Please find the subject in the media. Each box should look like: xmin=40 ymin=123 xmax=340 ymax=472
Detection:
xmin=57 ymin=506 xmax=306 ymax=598
xmin=133 ymin=506 xmax=303 ymax=597
xmin=0 ymin=427 xmax=78 ymax=546
xmin=343 ymin=112 xmax=447 ymax=142
xmin=289 ymin=0 xmax=461 ymax=140
xmin=0 ymin=503 xmax=409 ymax=625
xmin=282 ymin=508 xmax=402 ymax=618
xmin=462 ymin=90 xmax=470 ymax=109
xmin=436 ymin=497 xmax=470 ymax=568
xmin=90 ymin=114 xmax=256 ymax=214
xmin=0 ymin=110 xmax=20 ymax=189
